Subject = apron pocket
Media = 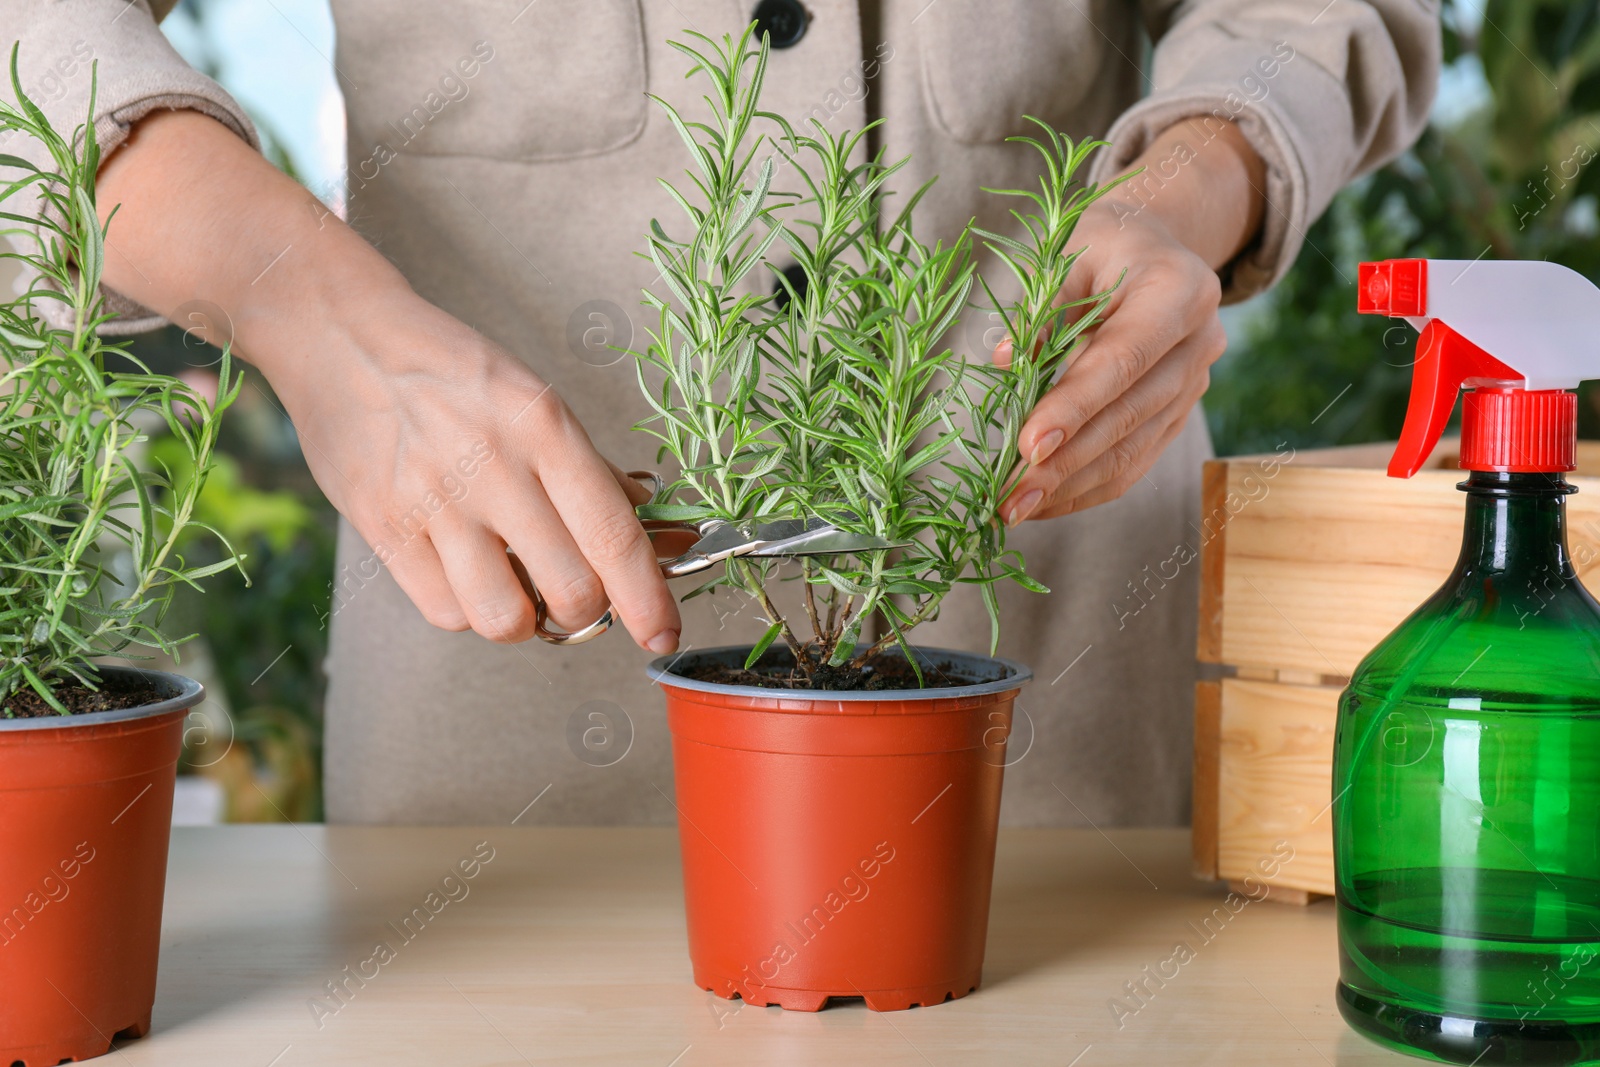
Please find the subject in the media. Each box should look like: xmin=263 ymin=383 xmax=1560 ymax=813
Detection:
xmin=916 ymin=0 xmax=1114 ymax=145
xmin=336 ymin=0 xmax=647 ymax=162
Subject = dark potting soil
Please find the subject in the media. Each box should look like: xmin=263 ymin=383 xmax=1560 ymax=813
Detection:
xmin=680 ymin=651 xmax=972 ymax=691
xmin=2 ymin=675 xmax=163 ymax=718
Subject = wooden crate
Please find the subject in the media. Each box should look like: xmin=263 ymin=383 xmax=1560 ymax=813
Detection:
xmin=1192 ymin=439 xmax=1600 ymax=901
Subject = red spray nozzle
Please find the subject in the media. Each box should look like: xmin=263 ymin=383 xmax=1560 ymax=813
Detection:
xmin=1358 ymin=259 xmax=1427 ymax=317
xmin=1383 ymin=320 xmax=1520 ymax=477
xmin=1360 ymin=259 xmax=1522 ymax=476
xmin=1358 ymin=258 xmax=1600 ymax=477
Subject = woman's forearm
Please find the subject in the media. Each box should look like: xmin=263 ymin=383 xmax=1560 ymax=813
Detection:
xmin=1100 ymin=117 xmax=1268 ymax=271
xmin=94 ymin=108 xmax=423 ymax=381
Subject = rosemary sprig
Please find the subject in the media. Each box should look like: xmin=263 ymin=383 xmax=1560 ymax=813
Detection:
xmin=0 ymin=47 xmax=242 ymax=712
xmin=636 ymin=29 xmax=1118 ymax=680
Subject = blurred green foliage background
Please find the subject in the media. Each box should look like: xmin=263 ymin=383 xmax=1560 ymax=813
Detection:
xmin=1208 ymin=0 xmax=1600 ymax=453
xmin=128 ymin=336 xmax=336 ymax=821
xmin=132 ymin=0 xmax=1595 ymax=819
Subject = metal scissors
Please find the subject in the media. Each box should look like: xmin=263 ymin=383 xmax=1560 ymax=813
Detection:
xmin=529 ymin=472 xmax=905 ymax=645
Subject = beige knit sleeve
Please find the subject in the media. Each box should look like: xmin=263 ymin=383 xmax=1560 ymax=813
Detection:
xmin=1088 ymin=0 xmax=1441 ymax=303
xmin=4 ymin=0 xmax=259 ymax=332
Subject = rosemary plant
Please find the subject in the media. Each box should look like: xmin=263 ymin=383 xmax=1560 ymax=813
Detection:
xmin=637 ymin=29 xmax=1120 ymax=682
xmin=0 ymin=51 xmax=240 ymax=713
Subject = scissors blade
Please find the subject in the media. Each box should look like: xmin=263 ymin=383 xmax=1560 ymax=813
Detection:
xmin=744 ymin=528 xmax=907 ymax=557
xmin=748 ymin=516 xmax=911 ymax=554
xmin=682 ymin=516 xmax=910 ymax=565
xmin=680 ymin=517 xmax=823 ymax=558
xmin=679 ymin=523 xmax=758 ymax=560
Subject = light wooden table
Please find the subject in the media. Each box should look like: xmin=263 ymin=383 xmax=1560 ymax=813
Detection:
xmin=118 ymin=827 xmax=1416 ymax=1066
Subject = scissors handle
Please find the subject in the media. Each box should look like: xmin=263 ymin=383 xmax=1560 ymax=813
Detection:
xmin=532 ymin=551 xmax=715 ymax=644
xmin=533 ymin=592 xmax=615 ymax=645
xmin=531 ymin=475 xmax=713 ymax=644
xmin=640 ymin=509 xmax=723 ymax=580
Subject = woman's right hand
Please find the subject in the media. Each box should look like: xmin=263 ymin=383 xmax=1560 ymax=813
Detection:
xmin=95 ymin=109 xmax=680 ymax=652
xmin=281 ymin=292 xmax=681 ymax=650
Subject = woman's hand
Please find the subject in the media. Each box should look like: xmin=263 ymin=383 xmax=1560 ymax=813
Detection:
xmin=279 ymin=292 xmax=679 ymax=649
xmin=96 ymin=109 xmax=681 ymax=652
xmin=1000 ymin=117 xmax=1268 ymax=524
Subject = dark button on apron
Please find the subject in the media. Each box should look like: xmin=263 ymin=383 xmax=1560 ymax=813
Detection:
xmin=773 ymin=262 xmax=808 ymax=309
xmin=752 ymin=0 xmax=809 ymax=49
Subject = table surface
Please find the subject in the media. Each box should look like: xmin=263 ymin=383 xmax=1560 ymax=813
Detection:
xmin=120 ymin=826 xmax=1417 ymax=1066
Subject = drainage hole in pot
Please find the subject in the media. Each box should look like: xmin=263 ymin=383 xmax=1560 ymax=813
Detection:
xmin=11 ymin=1058 xmax=24 ymax=1067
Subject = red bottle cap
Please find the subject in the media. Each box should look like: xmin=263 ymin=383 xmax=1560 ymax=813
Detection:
xmin=1459 ymin=387 xmax=1576 ymax=473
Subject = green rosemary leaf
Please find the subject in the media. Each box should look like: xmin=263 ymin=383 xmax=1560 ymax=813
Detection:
xmin=636 ymin=503 xmax=714 ymax=521
xmin=744 ymin=621 xmax=783 ymax=668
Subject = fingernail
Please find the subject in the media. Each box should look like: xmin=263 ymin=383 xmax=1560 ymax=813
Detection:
xmin=1030 ymin=430 xmax=1064 ymax=467
xmin=647 ymin=630 xmax=679 ymax=654
xmin=1007 ymin=490 xmax=1044 ymax=527
xmin=993 ymin=338 xmax=1013 ymax=366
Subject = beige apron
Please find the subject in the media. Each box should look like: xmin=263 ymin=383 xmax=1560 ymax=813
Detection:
xmin=319 ymin=0 xmax=1208 ymax=827
xmin=9 ymin=0 xmax=1440 ymax=825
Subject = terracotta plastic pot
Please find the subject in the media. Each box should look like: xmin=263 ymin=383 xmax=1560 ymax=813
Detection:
xmin=0 ymin=667 xmax=202 ymax=1066
xmin=648 ymin=646 xmax=1030 ymax=1012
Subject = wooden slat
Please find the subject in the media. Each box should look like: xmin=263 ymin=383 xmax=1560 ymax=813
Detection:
xmin=1285 ymin=439 xmax=1443 ymax=469
xmin=1225 ymin=436 xmax=1461 ymax=470
xmin=1191 ymin=680 xmax=1222 ymax=880
xmin=1215 ymin=678 xmax=1338 ymax=897
xmin=1196 ymin=460 xmax=1229 ymax=664
xmin=1213 ymin=462 xmax=1600 ymax=676
xmin=1233 ymin=435 xmax=1600 ymax=474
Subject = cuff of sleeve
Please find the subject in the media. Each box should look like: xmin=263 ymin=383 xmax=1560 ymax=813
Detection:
xmin=90 ymin=90 xmax=261 ymax=335
xmin=13 ymin=1 xmax=260 ymax=334
xmin=1087 ymin=41 xmax=1355 ymax=304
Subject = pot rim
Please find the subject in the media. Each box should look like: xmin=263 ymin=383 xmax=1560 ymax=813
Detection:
xmin=646 ymin=644 xmax=1032 ymax=701
xmin=0 ymin=665 xmax=204 ymax=732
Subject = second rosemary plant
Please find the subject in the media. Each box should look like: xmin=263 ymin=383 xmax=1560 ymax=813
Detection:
xmin=636 ymin=28 xmax=1121 ymax=684
xmin=0 ymin=50 xmax=242 ymax=713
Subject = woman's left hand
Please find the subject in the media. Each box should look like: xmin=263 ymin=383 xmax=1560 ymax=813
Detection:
xmin=999 ymin=117 xmax=1268 ymax=525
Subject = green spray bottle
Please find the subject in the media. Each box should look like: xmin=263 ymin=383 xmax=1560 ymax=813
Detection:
xmin=1335 ymin=258 xmax=1600 ymax=1064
